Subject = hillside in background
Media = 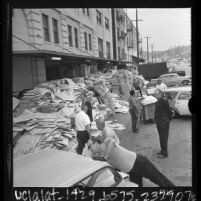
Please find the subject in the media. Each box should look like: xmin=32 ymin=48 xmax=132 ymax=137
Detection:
xmin=155 ymin=45 xmax=191 ymax=59
xmin=141 ymin=45 xmax=191 ymax=75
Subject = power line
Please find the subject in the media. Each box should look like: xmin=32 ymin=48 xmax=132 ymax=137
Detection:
xmin=144 ymin=36 xmax=151 ymax=63
xmin=151 ymin=44 xmax=154 ymax=63
xmin=132 ymin=9 xmax=143 ymax=59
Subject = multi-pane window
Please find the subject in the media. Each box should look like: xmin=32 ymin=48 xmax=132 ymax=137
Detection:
xmin=106 ymin=42 xmax=110 ymax=59
xmin=117 ymin=27 xmax=120 ymax=38
xmin=74 ymin=28 xmax=78 ymax=48
xmin=88 ymin=34 xmax=92 ymax=51
xmin=87 ymin=9 xmax=90 ymax=16
xmin=122 ymin=49 xmax=125 ymax=59
xmin=96 ymin=10 xmax=102 ymax=24
xmin=83 ymin=8 xmax=90 ymax=16
xmin=84 ymin=32 xmax=88 ymax=50
xmin=68 ymin=25 xmax=73 ymax=47
xmin=42 ymin=14 xmax=50 ymax=42
xmin=118 ymin=47 xmax=120 ymax=60
xmin=105 ymin=17 xmax=109 ymax=29
xmin=52 ymin=18 xmax=59 ymax=44
xmin=98 ymin=38 xmax=103 ymax=58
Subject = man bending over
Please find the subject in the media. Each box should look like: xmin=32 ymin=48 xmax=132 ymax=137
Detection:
xmin=87 ymin=137 xmax=175 ymax=187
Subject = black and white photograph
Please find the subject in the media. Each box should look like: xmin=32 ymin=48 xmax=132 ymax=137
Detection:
xmin=11 ymin=8 xmax=192 ymax=188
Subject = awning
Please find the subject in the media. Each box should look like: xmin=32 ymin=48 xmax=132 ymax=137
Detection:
xmin=13 ymin=50 xmax=118 ymax=64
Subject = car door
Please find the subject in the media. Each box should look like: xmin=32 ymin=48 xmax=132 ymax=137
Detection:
xmin=175 ymin=92 xmax=191 ymax=115
xmin=161 ymin=75 xmax=172 ymax=86
xmin=167 ymin=74 xmax=178 ymax=86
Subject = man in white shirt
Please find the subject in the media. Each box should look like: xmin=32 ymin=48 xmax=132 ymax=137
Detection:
xmin=87 ymin=137 xmax=175 ymax=187
xmin=75 ymin=105 xmax=91 ymax=154
xmin=95 ymin=116 xmax=120 ymax=144
xmin=156 ymin=79 xmax=167 ymax=92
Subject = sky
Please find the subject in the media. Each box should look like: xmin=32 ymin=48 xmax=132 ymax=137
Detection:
xmin=126 ymin=8 xmax=191 ymax=51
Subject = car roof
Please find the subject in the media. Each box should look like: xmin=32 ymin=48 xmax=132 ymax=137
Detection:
xmin=164 ymin=86 xmax=191 ymax=92
xmin=14 ymin=149 xmax=110 ymax=187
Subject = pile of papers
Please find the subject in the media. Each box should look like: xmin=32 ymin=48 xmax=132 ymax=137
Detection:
xmin=13 ymin=75 xmax=130 ymax=158
xmin=141 ymin=95 xmax=157 ymax=105
xmin=13 ymin=109 xmax=77 ymax=158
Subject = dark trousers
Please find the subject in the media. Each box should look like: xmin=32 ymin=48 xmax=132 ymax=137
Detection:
xmin=129 ymin=154 xmax=175 ymax=187
xmin=76 ymin=131 xmax=90 ymax=155
xmin=156 ymin=120 xmax=170 ymax=156
xmin=129 ymin=108 xmax=138 ymax=132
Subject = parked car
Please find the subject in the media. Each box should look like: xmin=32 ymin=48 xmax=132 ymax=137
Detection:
xmin=150 ymin=73 xmax=191 ymax=87
xmin=13 ymin=149 xmax=138 ymax=187
xmin=163 ymin=86 xmax=191 ymax=117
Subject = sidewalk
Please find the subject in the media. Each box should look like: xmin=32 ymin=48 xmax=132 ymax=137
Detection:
xmin=114 ymin=112 xmax=192 ymax=186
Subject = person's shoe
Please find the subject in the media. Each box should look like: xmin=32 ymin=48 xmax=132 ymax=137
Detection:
xmin=157 ymin=154 xmax=168 ymax=158
xmin=156 ymin=151 xmax=163 ymax=155
xmin=133 ymin=129 xmax=139 ymax=133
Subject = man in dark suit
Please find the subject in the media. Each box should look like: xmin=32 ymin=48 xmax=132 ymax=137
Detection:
xmin=154 ymin=89 xmax=172 ymax=158
xmin=82 ymin=93 xmax=93 ymax=123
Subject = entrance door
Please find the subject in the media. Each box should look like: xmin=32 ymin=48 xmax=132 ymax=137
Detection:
xmin=45 ymin=61 xmax=60 ymax=81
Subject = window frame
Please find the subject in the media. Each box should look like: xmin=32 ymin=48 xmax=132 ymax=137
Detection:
xmin=98 ymin=38 xmax=103 ymax=58
xmin=42 ymin=13 xmax=50 ymax=42
xmin=68 ymin=25 xmax=73 ymax=47
xmin=117 ymin=27 xmax=120 ymax=38
xmin=177 ymin=92 xmax=190 ymax=100
xmin=82 ymin=8 xmax=86 ymax=14
xmin=96 ymin=10 xmax=102 ymax=24
xmin=74 ymin=27 xmax=79 ymax=48
xmin=84 ymin=32 xmax=88 ymax=50
xmin=52 ymin=18 xmax=59 ymax=44
xmin=88 ymin=34 xmax=92 ymax=51
xmin=118 ymin=47 xmax=120 ymax=60
xmin=106 ymin=41 xmax=110 ymax=59
xmin=86 ymin=8 xmax=90 ymax=16
xmin=105 ymin=17 xmax=109 ymax=29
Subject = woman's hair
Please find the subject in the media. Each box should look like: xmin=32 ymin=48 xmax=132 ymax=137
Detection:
xmin=130 ymin=90 xmax=135 ymax=96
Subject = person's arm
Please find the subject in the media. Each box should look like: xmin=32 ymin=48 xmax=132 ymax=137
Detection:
xmin=84 ymin=114 xmax=91 ymax=135
xmin=131 ymin=97 xmax=139 ymax=111
xmin=163 ymin=83 xmax=167 ymax=90
xmin=103 ymin=138 xmax=116 ymax=159
xmin=85 ymin=124 xmax=91 ymax=136
xmin=163 ymin=98 xmax=172 ymax=120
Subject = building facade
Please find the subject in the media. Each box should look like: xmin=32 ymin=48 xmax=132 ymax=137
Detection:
xmin=12 ymin=8 xmax=142 ymax=92
xmin=111 ymin=9 xmax=144 ymax=75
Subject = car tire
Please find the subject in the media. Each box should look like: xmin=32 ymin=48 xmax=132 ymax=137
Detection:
xmin=182 ymin=80 xmax=189 ymax=85
xmin=171 ymin=108 xmax=178 ymax=118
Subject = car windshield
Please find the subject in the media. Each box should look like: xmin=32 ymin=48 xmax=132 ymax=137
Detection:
xmin=178 ymin=93 xmax=191 ymax=100
xmin=75 ymin=167 xmax=122 ymax=187
xmin=92 ymin=168 xmax=121 ymax=187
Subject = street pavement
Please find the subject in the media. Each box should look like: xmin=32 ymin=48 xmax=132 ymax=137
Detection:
xmin=114 ymin=112 xmax=192 ymax=187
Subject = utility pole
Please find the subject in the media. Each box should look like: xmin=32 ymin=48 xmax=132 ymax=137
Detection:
xmin=144 ymin=36 xmax=151 ymax=63
xmin=132 ymin=9 xmax=143 ymax=59
xmin=151 ymin=44 xmax=154 ymax=63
